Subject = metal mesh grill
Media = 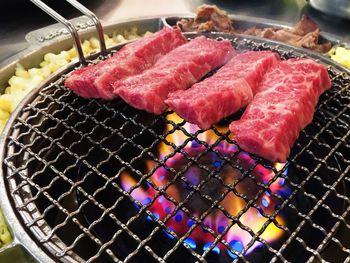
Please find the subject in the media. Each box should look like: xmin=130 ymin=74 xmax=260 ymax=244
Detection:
xmin=1 ymin=35 xmax=350 ymax=263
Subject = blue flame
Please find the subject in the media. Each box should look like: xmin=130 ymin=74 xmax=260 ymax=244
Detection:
xmin=184 ymin=237 xmax=196 ymax=249
xmin=142 ymin=197 xmax=151 ymax=205
xmin=218 ymin=226 xmax=225 ymax=234
xmin=214 ymin=161 xmax=222 ymax=168
xmin=146 ymin=212 xmax=159 ymax=221
xmin=203 ymin=242 xmax=220 ymax=255
xmin=228 ymin=240 xmax=244 ymax=259
xmin=163 ymin=228 xmax=175 ymax=240
xmin=261 ymin=198 xmax=269 ymax=208
xmin=187 ymin=219 xmax=195 ymax=229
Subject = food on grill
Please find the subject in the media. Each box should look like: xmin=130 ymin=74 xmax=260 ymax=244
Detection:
xmin=0 ymin=27 xmax=147 ymax=133
xmin=115 ymin=36 xmax=235 ymax=114
xmin=0 ymin=209 xmax=12 ymax=247
xmin=165 ymin=51 xmax=280 ymax=129
xmin=244 ymin=15 xmax=332 ymax=53
xmin=329 ymin=46 xmax=350 ymax=69
xmin=177 ymin=5 xmax=332 ymax=53
xmin=64 ymin=27 xmax=186 ymax=100
xmin=230 ymin=59 xmax=331 ymax=162
xmin=177 ymin=4 xmax=234 ymax=33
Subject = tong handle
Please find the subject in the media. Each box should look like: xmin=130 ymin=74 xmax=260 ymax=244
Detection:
xmin=65 ymin=0 xmax=107 ymax=55
xmin=30 ymin=0 xmax=107 ymax=65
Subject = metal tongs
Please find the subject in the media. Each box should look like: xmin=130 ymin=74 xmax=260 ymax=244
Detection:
xmin=30 ymin=0 xmax=107 ymax=65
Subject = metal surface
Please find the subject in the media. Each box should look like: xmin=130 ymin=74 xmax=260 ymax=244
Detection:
xmin=0 ymin=33 xmax=349 ymax=262
xmin=30 ymin=0 xmax=87 ymax=65
xmin=309 ymin=0 xmax=350 ymax=20
xmin=65 ymin=0 xmax=107 ymax=55
xmin=29 ymin=0 xmax=107 ymax=64
xmin=2 ymin=0 xmax=350 ymax=63
xmin=0 ymin=0 xmax=190 ymax=63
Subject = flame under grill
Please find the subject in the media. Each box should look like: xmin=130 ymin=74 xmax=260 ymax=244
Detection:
xmin=1 ymin=35 xmax=350 ymax=263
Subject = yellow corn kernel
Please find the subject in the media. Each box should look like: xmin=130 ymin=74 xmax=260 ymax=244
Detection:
xmin=83 ymin=39 xmax=91 ymax=47
xmin=59 ymin=50 xmax=70 ymax=61
xmin=39 ymin=66 xmax=51 ymax=78
xmin=44 ymin=52 xmax=58 ymax=62
xmin=5 ymin=86 xmax=22 ymax=95
xmin=105 ymin=38 xmax=115 ymax=48
xmin=56 ymin=58 xmax=69 ymax=67
xmin=0 ymin=109 xmax=10 ymax=120
xmin=30 ymin=75 xmax=45 ymax=86
xmin=328 ymin=47 xmax=336 ymax=56
xmin=81 ymin=40 xmax=92 ymax=55
xmin=0 ymin=119 xmax=6 ymax=133
xmin=40 ymin=60 xmax=49 ymax=68
xmin=89 ymin=37 xmax=100 ymax=49
xmin=4 ymin=86 xmax=11 ymax=94
xmin=330 ymin=47 xmax=350 ymax=69
xmin=0 ymin=230 xmax=12 ymax=245
xmin=68 ymin=47 xmax=78 ymax=59
xmin=15 ymin=64 xmax=30 ymax=78
xmin=8 ymin=76 xmax=27 ymax=90
xmin=113 ymin=34 xmax=126 ymax=44
xmin=48 ymin=63 xmax=61 ymax=73
xmin=124 ymin=27 xmax=138 ymax=39
xmin=28 ymin=68 xmax=47 ymax=78
xmin=336 ymin=47 xmax=347 ymax=55
xmin=0 ymin=94 xmax=15 ymax=112
xmin=4 ymin=87 xmax=11 ymax=94
xmin=143 ymin=31 xmax=153 ymax=37
xmin=103 ymin=34 xmax=111 ymax=41
xmin=0 ymin=210 xmax=12 ymax=245
xmin=82 ymin=47 xmax=91 ymax=55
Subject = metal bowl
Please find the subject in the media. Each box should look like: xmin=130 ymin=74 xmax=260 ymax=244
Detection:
xmin=309 ymin=0 xmax=350 ymax=20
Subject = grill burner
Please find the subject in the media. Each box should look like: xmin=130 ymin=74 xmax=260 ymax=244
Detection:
xmin=1 ymin=35 xmax=350 ymax=263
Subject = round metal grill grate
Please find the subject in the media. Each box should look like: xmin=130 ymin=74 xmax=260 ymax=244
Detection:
xmin=1 ymin=35 xmax=350 ymax=263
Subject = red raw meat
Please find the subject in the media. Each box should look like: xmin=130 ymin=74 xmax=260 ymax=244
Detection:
xmin=229 ymin=58 xmax=331 ymax=162
xmin=64 ymin=27 xmax=187 ymax=100
xmin=114 ymin=36 xmax=235 ymax=114
xmin=165 ymin=51 xmax=280 ymax=129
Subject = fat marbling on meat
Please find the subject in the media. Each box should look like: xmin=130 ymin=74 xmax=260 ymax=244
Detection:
xmin=229 ymin=58 xmax=331 ymax=162
xmin=165 ymin=51 xmax=280 ymax=129
xmin=64 ymin=27 xmax=187 ymax=100
xmin=114 ymin=36 xmax=235 ymax=114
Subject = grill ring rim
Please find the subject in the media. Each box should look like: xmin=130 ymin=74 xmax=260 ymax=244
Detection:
xmin=0 ymin=33 xmax=349 ymax=263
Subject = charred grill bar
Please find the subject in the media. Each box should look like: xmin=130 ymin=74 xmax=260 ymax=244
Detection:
xmin=0 ymin=33 xmax=350 ymax=262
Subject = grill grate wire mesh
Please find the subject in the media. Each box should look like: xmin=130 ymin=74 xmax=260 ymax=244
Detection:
xmin=1 ymin=36 xmax=350 ymax=263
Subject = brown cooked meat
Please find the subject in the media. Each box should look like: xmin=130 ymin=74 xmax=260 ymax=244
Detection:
xmin=177 ymin=5 xmax=332 ymax=53
xmin=177 ymin=5 xmax=234 ymax=33
xmin=244 ymin=15 xmax=332 ymax=53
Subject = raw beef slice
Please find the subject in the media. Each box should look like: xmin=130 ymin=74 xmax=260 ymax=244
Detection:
xmin=64 ymin=27 xmax=187 ymax=99
xmin=229 ymin=58 xmax=331 ymax=162
xmin=165 ymin=51 xmax=280 ymax=129
xmin=114 ymin=36 xmax=235 ymax=114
